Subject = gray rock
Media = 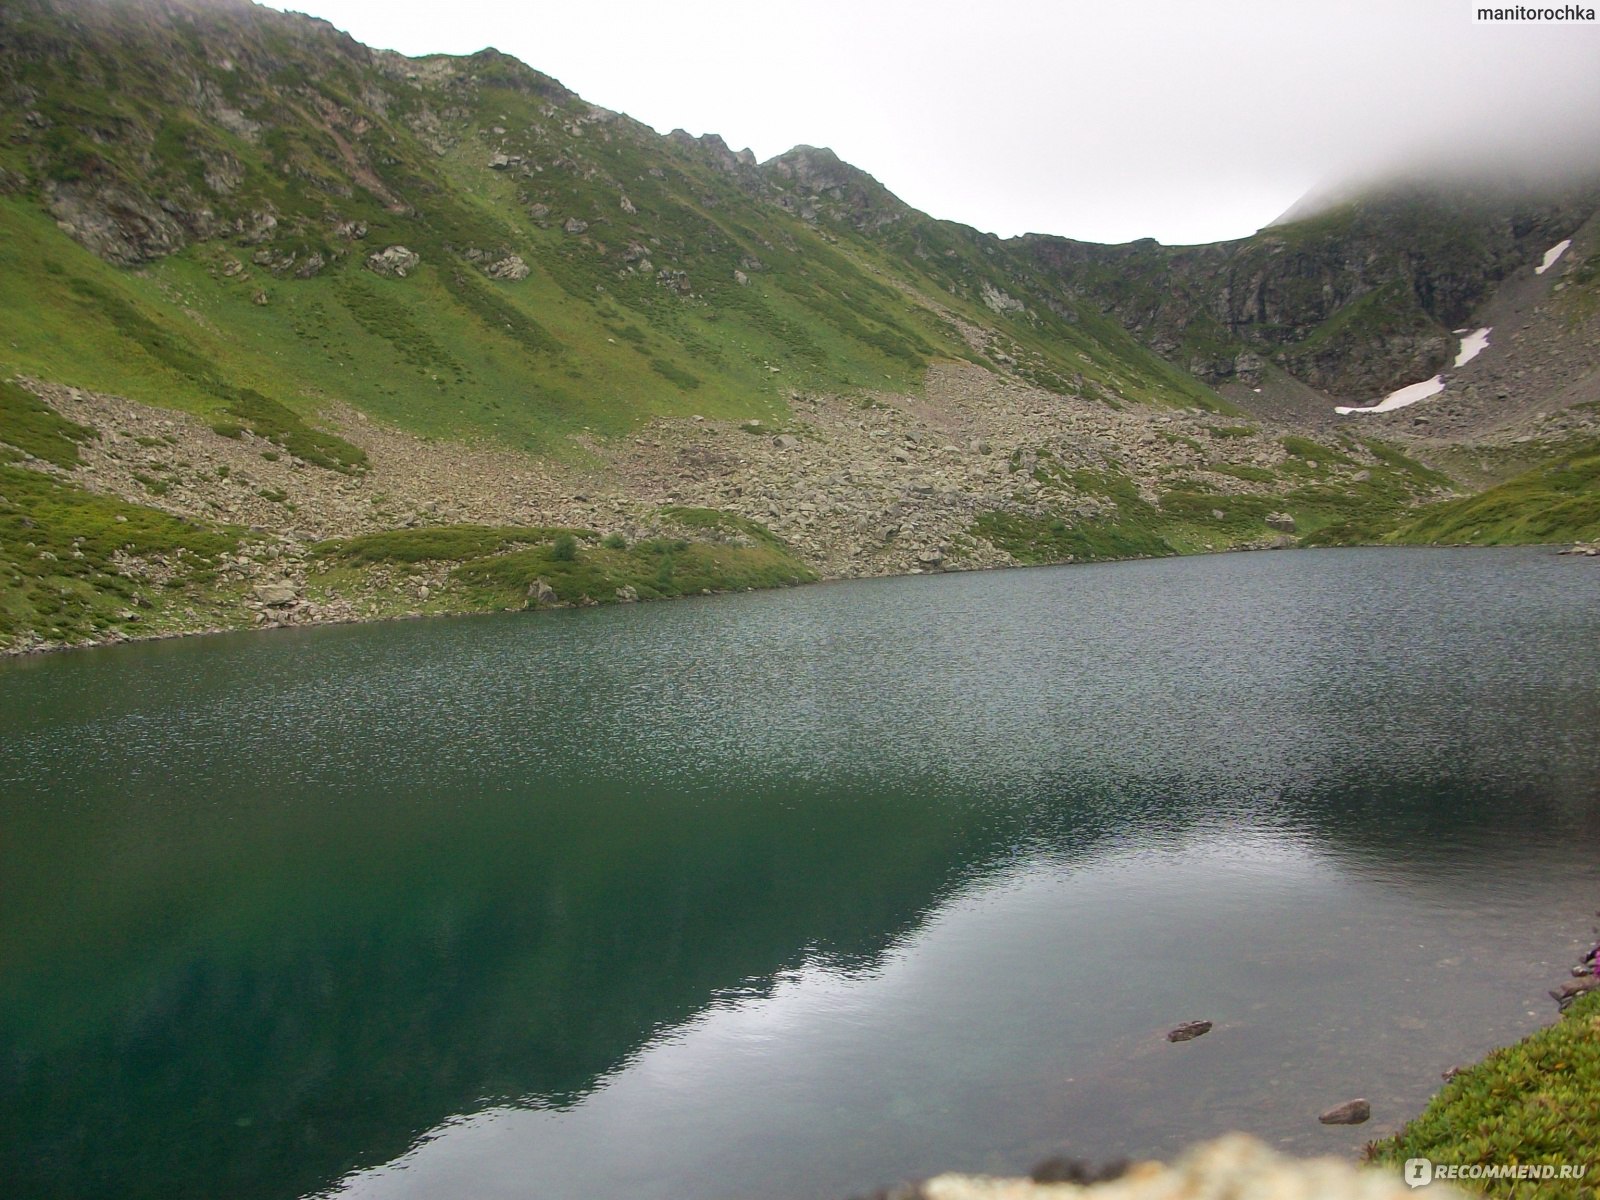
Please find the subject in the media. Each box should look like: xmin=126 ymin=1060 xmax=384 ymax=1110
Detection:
xmin=250 ymin=581 xmax=297 ymax=607
xmin=526 ymin=578 xmax=557 ymax=606
xmin=563 ymin=217 xmax=588 ymax=235
xmin=365 ymin=245 xmax=420 ymax=277
xmin=44 ymin=179 xmax=188 ymax=264
xmin=485 ymin=254 xmax=530 ymax=281
xmin=615 ymin=585 xmax=639 ymax=602
xmin=1318 ymin=1099 xmax=1371 ymax=1125
xmin=772 ymin=434 xmax=801 ymax=450
xmin=1166 ymin=1020 xmax=1213 ymax=1043
xmin=1550 ymin=976 xmax=1600 ymax=1009
xmin=1265 ymin=511 xmax=1296 ymax=532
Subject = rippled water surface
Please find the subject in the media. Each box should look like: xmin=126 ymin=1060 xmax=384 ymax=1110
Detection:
xmin=3 ymin=547 xmax=1598 ymax=1200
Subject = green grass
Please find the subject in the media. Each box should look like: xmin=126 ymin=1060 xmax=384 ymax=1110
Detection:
xmin=1281 ymin=435 xmax=1354 ymax=465
xmin=448 ymin=535 xmax=814 ymax=607
xmin=1369 ymin=991 xmax=1600 ymax=1199
xmin=1207 ymin=463 xmax=1277 ymax=484
xmin=658 ymin=506 xmax=791 ymax=550
xmin=972 ymin=509 xmax=1175 ymax=563
xmin=973 ymin=444 xmax=1458 ymax=563
xmin=1364 ymin=438 xmax=1453 ymax=489
xmin=1390 ymin=437 xmax=1600 ymax=545
xmin=0 ymin=379 xmax=96 ymax=467
xmin=0 ymin=462 xmax=245 ymax=648
xmin=305 ymin=517 xmax=815 ymax=618
xmin=309 ymin=524 xmax=585 ymax=566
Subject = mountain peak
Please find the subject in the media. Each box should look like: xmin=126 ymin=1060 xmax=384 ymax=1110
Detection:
xmin=759 ymin=145 xmax=907 ymax=231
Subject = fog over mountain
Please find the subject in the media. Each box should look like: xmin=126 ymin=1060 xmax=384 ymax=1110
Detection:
xmin=267 ymin=0 xmax=1600 ymax=244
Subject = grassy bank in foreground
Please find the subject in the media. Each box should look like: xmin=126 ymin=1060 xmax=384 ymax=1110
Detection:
xmin=1368 ymin=991 xmax=1600 ymax=1197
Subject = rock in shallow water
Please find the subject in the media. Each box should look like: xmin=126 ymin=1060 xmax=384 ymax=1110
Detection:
xmin=1319 ymin=1098 xmax=1372 ymax=1125
xmin=1165 ymin=1020 xmax=1213 ymax=1043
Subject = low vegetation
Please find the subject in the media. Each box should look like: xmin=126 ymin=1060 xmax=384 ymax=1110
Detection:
xmin=1389 ymin=437 xmax=1600 ymax=545
xmin=309 ymin=524 xmax=584 ymax=566
xmin=0 ymin=463 xmax=245 ymax=648
xmin=305 ymin=516 xmax=815 ymax=618
xmin=1369 ymin=992 xmax=1600 ymax=1199
xmin=0 ymin=379 xmax=96 ymax=467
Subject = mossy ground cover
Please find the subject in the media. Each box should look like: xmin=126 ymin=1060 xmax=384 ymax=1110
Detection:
xmin=450 ymin=536 xmax=813 ymax=608
xmin=1369 ymin=991 xmax=1600 ymax=1199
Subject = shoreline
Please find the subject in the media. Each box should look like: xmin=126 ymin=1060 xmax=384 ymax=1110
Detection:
xmin=1366 ymin=921 xmax=1600 ymax=1192
xmin=4 ymin=538 xmax=1591 ymax=663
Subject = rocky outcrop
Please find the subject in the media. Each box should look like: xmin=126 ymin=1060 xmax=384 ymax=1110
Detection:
xmin=760 ymin=144 xmax=910 ymax=231
xmin=365 ymin=245 xmax=420 ymax=277
xmin=485 ymin=254 xmax=530 ymax=281
xmin=43 ymin=180 xmax=194 ymax=265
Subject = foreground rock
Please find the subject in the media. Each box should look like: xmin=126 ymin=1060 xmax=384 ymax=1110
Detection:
xmin=1165 ymin=1021 xmax=1212 ymax=1043
xmin=1550 ymin=975 xmax=1600 ymax=1009
xmin=872 ymin=1133 xmax=1450 ymax=1200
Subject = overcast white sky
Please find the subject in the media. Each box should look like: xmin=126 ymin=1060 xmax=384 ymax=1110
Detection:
xmin=264 ymin=0 xmax=1600 ymax=246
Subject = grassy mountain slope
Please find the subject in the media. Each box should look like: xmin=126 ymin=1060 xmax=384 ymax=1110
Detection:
xmin=1389 ymin=433 xmax=1600 ymax=546
xmin=0 ymin=0 xmax=1222 ymax=462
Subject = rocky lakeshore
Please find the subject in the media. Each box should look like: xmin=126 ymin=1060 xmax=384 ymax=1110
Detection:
xmin=15 ymin=360 xmax=1597 ymax=658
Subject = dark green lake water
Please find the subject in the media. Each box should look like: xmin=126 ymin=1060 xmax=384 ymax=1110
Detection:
xmin=3 ymin=547 xmax=1598 ymax=1200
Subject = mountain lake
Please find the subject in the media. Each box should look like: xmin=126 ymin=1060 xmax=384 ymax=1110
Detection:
xmin=2 ymin=545 xmax=1598 ymax=1200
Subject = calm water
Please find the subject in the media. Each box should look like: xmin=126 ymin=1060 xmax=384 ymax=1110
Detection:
xmin=2 ymin=547 xmax=1598 ymax=1200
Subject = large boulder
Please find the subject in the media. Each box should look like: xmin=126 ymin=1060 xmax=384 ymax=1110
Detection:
xmin=250 ymin=581 xmax=298 ymax=608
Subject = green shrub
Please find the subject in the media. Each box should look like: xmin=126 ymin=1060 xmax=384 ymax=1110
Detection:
xmin=550 ymin=532 xmax=578 ymax=561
